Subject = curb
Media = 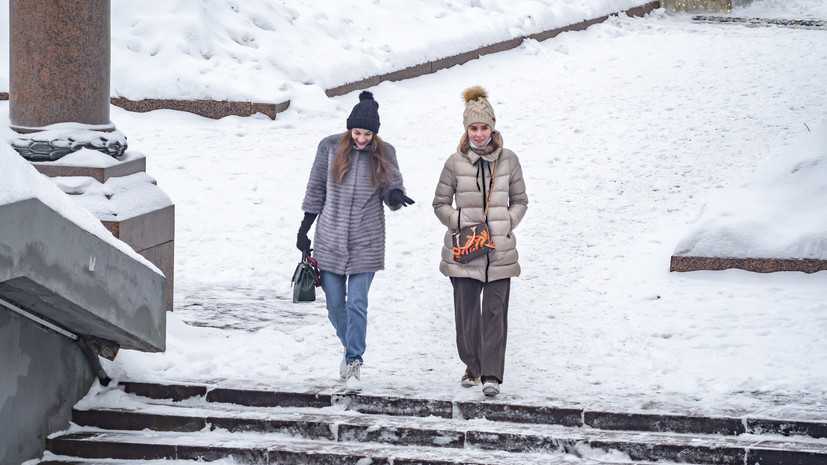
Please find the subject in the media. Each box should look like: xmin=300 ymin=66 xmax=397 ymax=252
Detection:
xmin=670 ymin=255 xmax=827 ymax=273
xmin=693 ymin=15 xmax=827 ymax=28
xmin=0 ymin=2 xmax=659 ymax=121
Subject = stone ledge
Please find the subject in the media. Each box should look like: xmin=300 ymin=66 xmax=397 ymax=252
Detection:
xmin=109 ymin=97 xmax=290 ymax=120
xmin=670 ymin=256 xmax=827 ymax=274
xmin=32 ymin=152 xmax=146 ymax=183
xmin=0 ymin=199 xmax=167 ymax=352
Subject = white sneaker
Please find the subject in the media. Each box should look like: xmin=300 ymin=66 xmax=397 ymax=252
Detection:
xmin=339 ymin=349 xmax=347 ymax=380
xmin=482 ymin=380 xmax=500 ymax=397
xmin=345 ymin=360 xmax=362 ymax=393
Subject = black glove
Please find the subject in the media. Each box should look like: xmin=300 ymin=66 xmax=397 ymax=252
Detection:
xmin=296 ymin=212 xmax=317 ymax=253
xmin=389 ymin=189 xmax=415 ymax=207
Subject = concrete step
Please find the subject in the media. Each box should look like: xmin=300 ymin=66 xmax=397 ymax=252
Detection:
xmin=45 ymin=430 xmax=651 ymax=465
xmin=61 ymin=404 xmax=827 ymax=465
xmin=42 ymin=381 xmax=827 ymax=465
xmin=121 ymin=381 xmax=827 ymax=439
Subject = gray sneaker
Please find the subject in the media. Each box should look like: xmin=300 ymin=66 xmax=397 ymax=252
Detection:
xmin=339 ymin=349 xmax=347 ymax=380
xmin=345 ymin=360 xmax=362 ymax=393
xmin=482 ymin=380 xmax=500 ymax=397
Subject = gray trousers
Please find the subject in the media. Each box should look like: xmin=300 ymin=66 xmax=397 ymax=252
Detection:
xmin=450 ymin=277 xmax=510 ymax=384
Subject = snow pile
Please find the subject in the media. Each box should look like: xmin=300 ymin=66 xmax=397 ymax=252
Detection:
xmin=675 ymin=122 xmax=827 ymax=259
xmin=106 ymin=0 xmax=647 ymax=101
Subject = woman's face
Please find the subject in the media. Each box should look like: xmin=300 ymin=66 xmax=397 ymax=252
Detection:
xmin=351 ymin=128 xmax=374 ymax=148
xmin=467 ymin=123 xmax=492 ymax=147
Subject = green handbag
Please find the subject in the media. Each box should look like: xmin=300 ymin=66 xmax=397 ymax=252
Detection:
xmin=291 ymin=251 xmax=321 ymax=303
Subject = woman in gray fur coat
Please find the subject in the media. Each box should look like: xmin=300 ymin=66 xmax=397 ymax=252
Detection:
xmin=297 ymin=91 xmax=414 ymax=394
xmin=433 ymin=86 xmax=528 ymax=397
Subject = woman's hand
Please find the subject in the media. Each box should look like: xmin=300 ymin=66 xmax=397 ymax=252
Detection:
xmin=389 ymin=189 xmax=415 ymax=207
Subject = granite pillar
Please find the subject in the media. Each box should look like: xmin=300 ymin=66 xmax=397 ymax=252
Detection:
xmin=9 ymin=0 xmax=125 ymax=160
xmin=10 ymin=0 xmax=111 ymax=130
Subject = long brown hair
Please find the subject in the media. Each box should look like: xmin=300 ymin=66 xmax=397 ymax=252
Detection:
xmin=331 ymin=131 xmax=392 ymax=187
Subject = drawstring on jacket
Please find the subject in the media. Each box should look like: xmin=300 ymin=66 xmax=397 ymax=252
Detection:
xmin=474 ymin=158 xmax=494 ymax=212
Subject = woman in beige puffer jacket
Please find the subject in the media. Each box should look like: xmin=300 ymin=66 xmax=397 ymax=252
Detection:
xmin=433 ymin=86 xmax=528 ymax=397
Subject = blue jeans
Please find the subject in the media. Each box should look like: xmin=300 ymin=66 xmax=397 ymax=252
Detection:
xmin=320 ymin=270 xmax=375 ymax=364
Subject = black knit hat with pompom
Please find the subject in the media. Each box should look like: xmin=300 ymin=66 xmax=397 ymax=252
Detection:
xmin=346 ymin=91 xmax=380 ymax=133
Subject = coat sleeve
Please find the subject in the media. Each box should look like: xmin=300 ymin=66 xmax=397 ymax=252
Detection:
xmin=380 ymin=142 xmax=406 ymax=211
xmin=433 ymin=156 xmax=459 ymax=231
xmin=507 ymin=153 xmax=528 ymax=230
xmin=301 ymin=137 xmax=331 ymax=214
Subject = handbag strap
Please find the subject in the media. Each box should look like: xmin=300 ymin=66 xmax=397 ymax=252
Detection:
xmin=483 ymin=156 xmax=499 ymax=221
xmin=456 ymin=155 xmax=500 ymax=230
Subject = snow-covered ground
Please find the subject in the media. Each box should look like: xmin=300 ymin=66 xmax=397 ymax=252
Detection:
xmin=2 ymin=0 xmax=827 ymax=420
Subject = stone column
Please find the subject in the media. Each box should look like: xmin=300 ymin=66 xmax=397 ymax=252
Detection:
xmin=7 ymin=0 xmax=175 ymax=311
xmin=9 ymin=0 xmax=125 ymax=159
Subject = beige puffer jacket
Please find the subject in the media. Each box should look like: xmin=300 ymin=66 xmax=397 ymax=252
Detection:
xmin=433 ymin=131 xmax=528 ymax=282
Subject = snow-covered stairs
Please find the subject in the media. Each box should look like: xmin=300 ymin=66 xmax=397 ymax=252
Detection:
xmin=40 ymin=381 xmax=827 ymax=465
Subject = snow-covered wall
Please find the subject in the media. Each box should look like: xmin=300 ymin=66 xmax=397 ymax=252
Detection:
xmin=0 ymin=0 xmax=651 ymax=103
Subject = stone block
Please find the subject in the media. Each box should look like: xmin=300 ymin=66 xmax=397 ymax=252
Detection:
xmin=325 ymin=77 xmax=381 ymax=98
xmin=457 ymin=401 xmax=582 ymax=426
xmin=338 ymin=423 xmax=464 ymax=448
xmin=748 ymin=418 xmax=827 ymax=439
xmin=111 ymin=97 xmax=254 ymax=119
xmin=47 ymin=433 xmax=177 ymax=460
xmin=32 ymin=152 xmax=146 ymax=183
xmin=123 ymin=381 xmax=208 ymax=401
xmin=475 ymin=38 xmax=523 ymax=57
xmin=594 ymin=440 xmax=745 ymax=464
xmin=584 ymin=410 xmax=745 ymax=435
xmin=138 ymin=241 xmax=174 ymax=311
xmin=208 ymin=416 xmax=334 ymax=439
xmin=206 ymin=388 xmax=332 ymax=408
xmin=432 ymin=50 xmax=480 ymax=72
xmin=466 ymin=430 xmax=574 ymax=454
xmin=72 ymin=409 xmax=207 ymax=432
xmin=379 ymin=63 xmax=432 ymax=83
xmin=177 ymin=445 xmax=267 ymax=463
xmin=747 ymin=448 xmax=827 ymax=465
xmin=252 ymin=100 xmax=291 ymax=119
xmin=102 ymin=205 xmax=174 ymax=256
xmin=0 ymin=198 xmax=167 ymax=352
xmin=661 ymin=0 xmax=753 ymax=13
xmin=333 ymin=393 xmax=453 ymax=419
xmin=670 ymin=256 xmax=827 ymax=273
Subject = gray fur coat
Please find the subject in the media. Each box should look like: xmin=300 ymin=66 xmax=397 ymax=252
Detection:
xmin=302 ymin=133 xmax=405 ymax=275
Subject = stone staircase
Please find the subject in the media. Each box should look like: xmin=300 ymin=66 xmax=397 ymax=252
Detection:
xmin=38 ymin=381 xmax=827 ymax=464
